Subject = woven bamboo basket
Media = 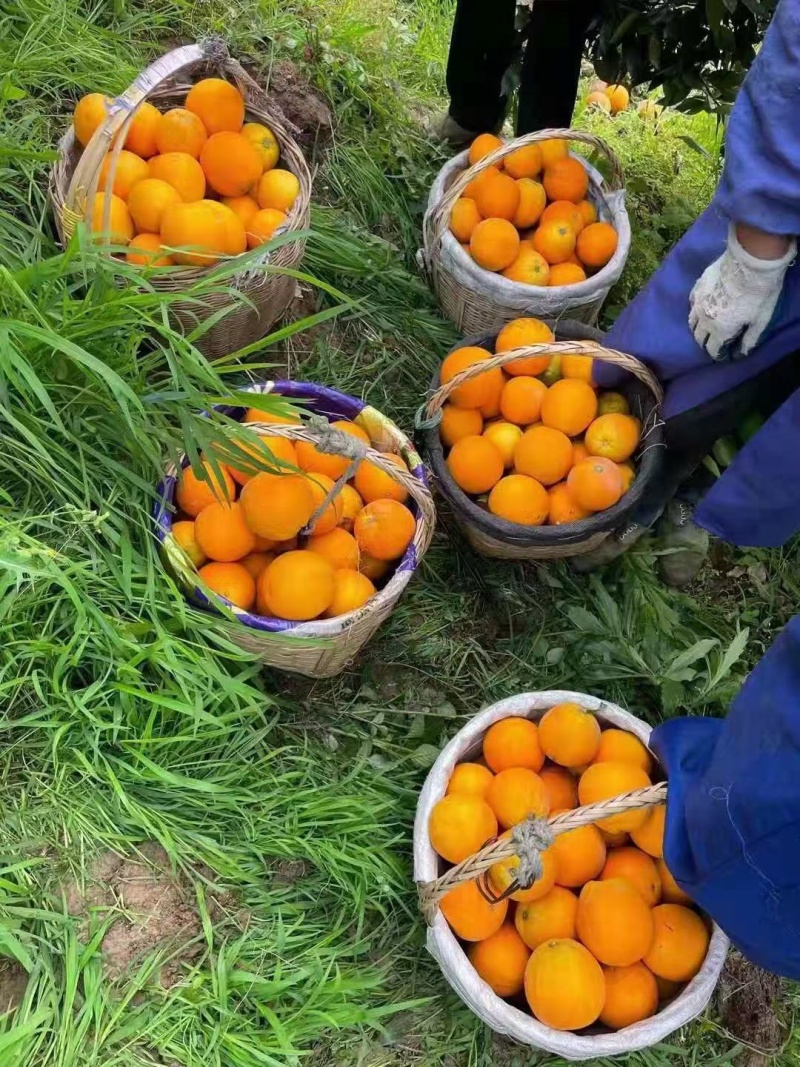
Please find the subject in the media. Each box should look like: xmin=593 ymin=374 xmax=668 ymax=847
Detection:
xmin=421 ymin=128 xmax=630 ymax=334
xmin=421 ymin=322 xmax=664 ymax=561
xmin=49 ymin=39 xmax=312 ymax=360
xmin=153 ymin=381 xmax=435 ymax=678
xmin=413 ymin=691 xmax=729 ymax=1060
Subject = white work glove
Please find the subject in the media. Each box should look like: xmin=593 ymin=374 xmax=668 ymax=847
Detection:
xmin=689 ymin=225 xmax=796 ymax=360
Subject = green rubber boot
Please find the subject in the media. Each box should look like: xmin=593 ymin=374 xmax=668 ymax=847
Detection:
xmin=427 ymin=113 xmax=481 ymax=147
xmin=657 ymin=500 xmax=710 ymax=587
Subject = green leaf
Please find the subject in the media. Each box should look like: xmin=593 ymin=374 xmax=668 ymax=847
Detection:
xmin=701 ymin=628 xmax=750 ymax=696
xmin=665 ymin=639 xmax=718 ymax=681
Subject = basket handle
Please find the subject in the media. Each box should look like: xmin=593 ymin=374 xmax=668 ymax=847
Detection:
xmin=424 ymin=339 xmax=664 ymax=422
xmin=417 ymin=781 xmax=668 ymax=924
xmin=423 ymin=128 xmax=625 ymax=258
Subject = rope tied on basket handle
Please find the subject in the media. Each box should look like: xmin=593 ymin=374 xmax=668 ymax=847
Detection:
xmin=200 ymin=36 xmax=230 ymax=63
xmin=300 ymin=415 xmax=369 ymax=536
xmin=511 ymin=816 xmax=554 ymax=889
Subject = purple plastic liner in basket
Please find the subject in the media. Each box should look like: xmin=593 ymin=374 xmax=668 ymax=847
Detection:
xmin=153 ymin=380 xmax=427 ymax=633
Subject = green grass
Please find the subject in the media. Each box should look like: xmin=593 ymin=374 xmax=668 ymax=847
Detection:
xmin=0 ymin=0 xmax=798 ymax=1064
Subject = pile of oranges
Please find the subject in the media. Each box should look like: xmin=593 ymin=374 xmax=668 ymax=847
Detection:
xmin=72 ymin=79 xmax=300 ymax=266
xmin=438 ymin=318 xmax=642 ymax=527
xmin=172 ymin=408 xmax=416 ymax=622
xmin=449 ymin=135 xmax=618 ymax=288
xmin=586 ymin=82 xmax=630 ymax=116
xmin=429 ymin=707 xmax=711 ymax=1033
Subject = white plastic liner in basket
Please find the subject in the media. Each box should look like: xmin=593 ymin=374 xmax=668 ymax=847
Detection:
xmin=413 ymin=691 xmax=729 ymax=1061
xmin=424 ymin=150 xmax=631 ymax=322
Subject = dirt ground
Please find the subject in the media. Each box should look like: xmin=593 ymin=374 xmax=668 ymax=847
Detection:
xmin=718 ymin=952 xmax=785 ymax=1066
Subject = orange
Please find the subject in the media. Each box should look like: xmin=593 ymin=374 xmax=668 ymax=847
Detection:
xmin=540 ymin=765 xmax=578 ymax=811
xmin=195 ymin=500 xmax=256 ymax=562
xmin=541 ymin=379 xmax=598 ymax=437
xmin=501 ymin=245 xmax=550 ymax=286
xmin=98 ymin=150 xmax=149 ymax=200
xmin=468 ymin=923 xmax=531 ymax=998
xmin=239 ymin=551 xmax=275 ymax=580
xmin=515 ymin=886 xmax=578 ymax=949
xmin=246 ymin=207 xmax=288 ymax=248
xmin=90 ymin=193 xmax=134 ymax=246
xmin=480 ymin=390 xmax=503 ymax=419
xmin=332 ymin=420 xmax=370 ymax=447
xmin=500 ymin=376 xmax=547 ymax=425
xmin=578 ymin=762 xmax=653 ymax=833
xmin=630 ymin=805 xmax=665 ymax=858
xmin=148 ymin=152 xmax=206 ymax=202
xmin=486 ymin=767 xmax=549 ymax=829
xmin=73 ymin=93 xmax=111 ymax=147
xmin=324 ymin=568 xmax=375 ymax=617
xmin=338 ymin=483 xmax=364 ymax=533
xmin=605 ymin=84 xmax=630 ymax=113
xmin=551 ymin=823 xmax=606 ymax=887
xmin=483 ymin=717 xmax=544 ymax=774
xmin=576 ymin=878 xmax=655 ymax=966
xmin=572 ymin=441 xmax=590 ymax=465
xmin=577 ymin=199 xmax=597 ymax=228
xmin=488 ymin=475 xmax=549 ymax=524
xmin=489 ymin=839 xmax=558 ymax=904
xmin=513 ymin=178 xmax=546 ymax=228
xmin=525 ymin=939 xmax=606 ymax=1031
xmin=577 ymin=221 xmax=618 ymax=269
xmin=308 ymin=527 xmax=359 ymax=570
xmin=305 ymin=473 xmax=345 ymax=536
xmin=513 ymin=425 xmax=572 ymax=486
xmin=354 ymin=499 xmax=415 ymax=561
xmin=257 ymin=550 xmax=335 ymax=620
xmin=222 ymin=194 xmax=260 ymax=229
xmin=429 ymin=793 xmax=498 ymax=864
xmin=462 ymin=165 xmax=499 ymax=200
xmin=447 ymin=762 xmax=494 ymax=799
xmin=441 ymin=878 xmax=507 ymax=941
xmin=532 ymin=219 xmax=576 ymax=266
xmin=161 ymin=199 xmax=245 ymax=266
xmin=504 ymin=143 xmax=542 ymax=179
xmin=586 ymin=90 xmax=612 ymax=114
xmin=601 ymin=847 xmax=661 ymax=906
xmin=440 ymin=404 xmax=483 ymax=448
xmin=352 ymin=454 xmax=409 ymax=506
xmin=256 ymin=168 xmax=300 ymax=213
xmin=243 ymin=406 xmax=301 ymax=425
xmin=598 ymin=391 xmax=630 ymax=416
xmin=126 ymin=233 xmax=173 ymax=266
xmin=156 ymin=108 xmax=208 ymax=158
xmin=543 ymin=157 xmax=588 ymax=203
xmin=172 ymin=519 xmax=206 ymax=567
xmin=468 ymin=132 xmax=503 ymax=166
xmin=541 ymin=200 xmax=583 ymax=233
xmin=440 ymin=346 xmax=503 ymax=411
xmin=241 ymin=121 xmax=280 ymax=170
xmin=495 ymin=318 xmax=553 ymax=376
xmin=539 ymin=703 xmax=601 ymax=767
xmin=601 ymin=828 xmax=631 ymax=848
xmin=449 ymin=197 xmax=482 ymax=242
xmin=240 ymin=471 xmax=315 ymax=540
xmin=199 ymin=131 xmax=262 ymax=197
xmin=126 ymin=178 xmax=182 ymax=234
xmin=655 ymin=975 xmax=682 ymax=1001
xmin=656 ymin=859 xmax=693 ymax=905
xmin=185 ymin=78 xmax=245 ymax=134
xmin=538 ymin=138 xmax=568 ymax=167
xmin=561 ymin=353 xmax=595 ymax=383
xmin=585 ymin=413 xmax=640 ymax=462
xmin=600 ymin=963 xmax=659 ymax=1030
xmin=295 ymin=429 xmax=355 ymax=481
xmin=547 ymin=482 xmax=591 ymax=525
xmin=176 ymin=460 xmax=234 ymax=517
xmin=638 ymin=99 xmax=661 ymax=121
xmin=482 ymin=421 xmax=522 ymax=467
xmin=568 ymin=457 xmax=624 ymax=512
xmin=447 ymin=435 xmax=504 ymax=494
xmin=593 ymin=729 xmax=653 ymax=774
xmin=359 ymin=553 xmax=391 ymax=582
xmin=198 ymin=561 xmax=255 ymax=610
xmin=643 ymin=904 xmax=709 ymax=982
xmin=549 ymin=262 xmax=586 ymax=286
xmin=225 ymin=434 xmax=297 ymax=485
xmin=123 ymin=102 xmax=162 ymax=158
xmin=470 ymin=218 xmax=520 ymax=272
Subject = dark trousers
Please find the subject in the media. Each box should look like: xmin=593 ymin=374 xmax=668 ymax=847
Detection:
xmin=446 ymin=0 xmax=602 ymax=135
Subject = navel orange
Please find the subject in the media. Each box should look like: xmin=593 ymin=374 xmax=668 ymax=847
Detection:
xmin=256 ymin=549 xmax=336 ymax=620
xmin=198 ymin=561 xmax=256 ymax=610
xmin=185 ymin=78 xmax=245 ymax=134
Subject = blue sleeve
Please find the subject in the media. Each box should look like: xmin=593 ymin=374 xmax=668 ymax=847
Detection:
xmin=717 ymin=0 xmax=800 ymax=235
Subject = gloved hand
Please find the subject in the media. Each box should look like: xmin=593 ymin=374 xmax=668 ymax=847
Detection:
xmin=688 ymin=225 xmax=796 ymax=360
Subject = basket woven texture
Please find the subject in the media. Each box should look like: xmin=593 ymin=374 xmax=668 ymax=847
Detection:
xmin=421 ymin=128 xmax=631 ymax=334
xmin=422 ymin=321 xmax=664 ymax=561
xmin=154 ymin=382 xmax=435 ymax=678
xmin=49 ymin=39 xmax=312 ymax=360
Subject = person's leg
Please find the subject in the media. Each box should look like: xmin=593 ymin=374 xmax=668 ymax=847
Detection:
xmin=516 ymin=0 xmax=601 ymax=134
xmin=444 ymin=0 xmax=517 ymax=138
